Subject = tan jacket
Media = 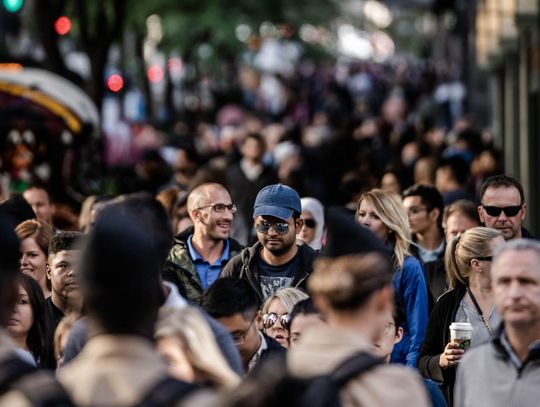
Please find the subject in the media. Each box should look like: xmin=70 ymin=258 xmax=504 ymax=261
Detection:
xmin=58 ymin=334 xmax=174 ymax=406
xmin=287 ymin=325 xmax=429 ymax=407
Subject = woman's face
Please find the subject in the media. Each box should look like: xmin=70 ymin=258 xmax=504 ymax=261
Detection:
xmin=265 ymin=298 xmax=290 ymax=349
xmin=357 ymin=199 xmax=390 ymax=242
xmin=157 ymin=336 xmax=196 ymax=383
xmin=20 ymin=237 xmax=48 ymax=293
xmin=298 ymin=210 xmax=317 ymax=245
xmin=7 ymin=285 xmax=34 ymax=342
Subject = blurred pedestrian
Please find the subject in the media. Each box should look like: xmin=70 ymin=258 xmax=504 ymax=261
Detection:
xmin=297 ymin=197 xmax=325 ymax=251
xmin=443 ymin=199 xmax=480 ymax=242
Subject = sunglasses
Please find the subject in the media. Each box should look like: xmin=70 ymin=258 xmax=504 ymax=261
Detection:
xmin=262 ymin=313 xmax=291 ymax=330
xmin=481 ymin=205 xmax=522 ymax=217
xmin=255 ymin=221 xmax=290 ymax=235
xmin=302 ymin=218 xmax=317 ymax=229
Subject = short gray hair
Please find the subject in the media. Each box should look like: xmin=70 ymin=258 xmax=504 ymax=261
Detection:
xmin=493 ymin=239 xmax=540 ymax=268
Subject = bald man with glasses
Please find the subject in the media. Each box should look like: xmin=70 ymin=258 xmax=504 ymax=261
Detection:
xmin=165 ymin=182 xmax=243 ymax=304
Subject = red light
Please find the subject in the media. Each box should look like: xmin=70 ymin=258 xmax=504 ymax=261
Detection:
xmin=107 ymin=74 xmax=124 ymax=93
xmin=54 ymin=16 xmax=72 ymax=36
xmin=147 ymin=64 xmax=164 ymax=83
xmin=167 ymin=57 xmax=183 ymax=73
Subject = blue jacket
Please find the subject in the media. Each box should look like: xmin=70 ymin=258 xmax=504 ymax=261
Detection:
xmin=391 ymin=255 xmax=429 ymax=368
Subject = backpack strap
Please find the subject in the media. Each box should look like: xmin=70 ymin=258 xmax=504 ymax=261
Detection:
xmin=137 ymin=376 xmax=198 ymax=407
xmin=330 ymin=352 xmax=384 ymax=386
xmin=0 ymin=355 xmax=74 ymax=406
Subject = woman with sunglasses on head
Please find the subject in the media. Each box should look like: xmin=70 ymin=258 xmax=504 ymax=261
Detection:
xmin=356 ymin=189 xmax=428 ymax=368
xmin=297 ymin=197 xmax=325 ymax=251
xmin=419 ymin=226 xmax=504 ymax=404
xmin=260 ymin=287 xmax=309 ymax=349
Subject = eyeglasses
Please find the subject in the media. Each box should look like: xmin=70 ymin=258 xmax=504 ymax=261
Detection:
xmin=474 ymin=256 xmax=493 ymax=262
xmin=255 ymin=221 xmax=290 ymax=235
xmin=481 ymin=205 xmax=522 ymax=217
xmin=302 ymin=218 xmax=317 ymax=229
xmin=196 ymin=203 xmax=237 ymax=213
xmin=262 ymin=313 xmax=291 ymax=330
xmin=381 ymin=321 xmax=396 ymax=336
xmin=231 ymin=319 xmax=256 ymax=344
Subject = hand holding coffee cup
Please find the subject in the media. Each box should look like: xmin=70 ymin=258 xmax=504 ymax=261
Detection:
xmin=439 ymin=322 xmax=473 ymax=369
xmin=439 ymin=342 xmax=465 ymax=369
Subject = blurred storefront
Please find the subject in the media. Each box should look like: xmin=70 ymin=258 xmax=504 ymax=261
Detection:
xmin=474 ymin=0 xmax=540 ymax=234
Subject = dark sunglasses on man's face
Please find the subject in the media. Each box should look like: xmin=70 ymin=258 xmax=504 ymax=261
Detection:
xmin=262 ymin=313 xmax=291 ymax=330
xmin=302 ymin=218 xmax=317 ymax=229
xmin=482 ymin=205 xmax=522 ymax=217
xmin=255 ymin=221 xmax=290 ymax=235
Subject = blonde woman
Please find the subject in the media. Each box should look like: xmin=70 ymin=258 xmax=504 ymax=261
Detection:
xmin=419 ymin=226 xmax=503 ymax=403
xmin=356 ymin=189 xmax=428 ymax=368
xmin=260 ymin=287 xmax=309 ymax=349
xmin=155 ymin=307 xmax=240 ymax=390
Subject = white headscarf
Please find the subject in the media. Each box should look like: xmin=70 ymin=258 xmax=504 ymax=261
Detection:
xmin=300 ymin=197 xmax=325 ymax=250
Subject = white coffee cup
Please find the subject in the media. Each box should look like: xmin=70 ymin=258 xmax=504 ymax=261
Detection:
xmin=449 ymin=322 xmax=473 ymax=350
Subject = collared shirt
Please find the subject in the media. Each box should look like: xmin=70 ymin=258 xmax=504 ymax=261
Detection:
xmin=499 ymin=329 xmax=540 ymax=370
xmin=248 ymin=331 xmax=268 ymax=372
xmin=417 ymin=240 xmax=445 ymax=264
xmin=187 ymin=235 xmax=230 ymax=290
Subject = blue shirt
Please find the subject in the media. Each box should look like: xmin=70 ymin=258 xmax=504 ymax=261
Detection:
xmin=187 ymin=236 xmax=230 ymax=290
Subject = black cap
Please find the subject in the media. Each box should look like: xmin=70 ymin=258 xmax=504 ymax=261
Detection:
xmin=320 ymin=207 xmax=392 ymax=258
xmin=0 ymin=210 xmax=20 ymax=277
xmin=0 ymin=195 xmax=35 ymax=225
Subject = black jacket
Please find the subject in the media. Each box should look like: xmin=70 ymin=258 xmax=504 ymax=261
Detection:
xmin=409 ymin=240 xmax=447 ymax=309
xmin=418 ymin=283 xmax=466 ymax=403
xmin=221 ymin=242 xmax=317 ymax=302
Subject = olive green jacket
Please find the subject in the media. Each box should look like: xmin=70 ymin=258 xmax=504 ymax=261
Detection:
xmin=163 ymin=228 xmax=243 ymax=305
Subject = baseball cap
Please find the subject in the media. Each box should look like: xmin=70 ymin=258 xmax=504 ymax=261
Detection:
xmin=253 ymin=184 xmax=301 ymax=221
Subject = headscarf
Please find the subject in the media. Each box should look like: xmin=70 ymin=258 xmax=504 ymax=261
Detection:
xmin=300 ymin=197 xmax=325 ymax=250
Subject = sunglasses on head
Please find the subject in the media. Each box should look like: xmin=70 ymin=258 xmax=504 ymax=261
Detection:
xmin=255 ymin=221 xmax=290 ymax=235
xmin=482 ymin=205 xmax=522 ymax=217
xmin=302 ymin=218 xmax=317 ymax=229
xmin=262 ymin=313 xmax=291 ymax=330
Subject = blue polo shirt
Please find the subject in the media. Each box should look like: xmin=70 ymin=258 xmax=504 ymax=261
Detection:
xmin=187 ymin=236 xmax=230 ymax=290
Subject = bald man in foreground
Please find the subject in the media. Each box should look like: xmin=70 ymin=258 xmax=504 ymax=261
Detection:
xmin=164 ymin=183 xmax=243 ymax=304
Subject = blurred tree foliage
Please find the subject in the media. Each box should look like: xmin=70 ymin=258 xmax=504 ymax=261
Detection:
xmin=30 ymin=0 xmax=339 ymax=109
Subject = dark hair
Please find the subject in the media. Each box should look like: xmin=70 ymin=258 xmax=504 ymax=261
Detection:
xmin=25 ymin=183 xmax=54 ymax=202
xmin=0 ymin=212 xmax=20 ymax=326
xmin=443 ymin=199 xmax=481 ymax=227
xmin=19 ymin=273 xmax=54 ymax=368
xmin=80 ymin=206 xmax=163 ymax=338
xmin=243 ymin=133 xmax=266 ymax=152
xmin=402 ymin=184 xmax=444 ymax=227
xmin=288 ymin=298 xmax=319 ymax=331
xmin=106 ymin=192 xmax=173 ymax=267
xmin=49 ymin=231 xmax=82 ymax=257
xmin=202 ymin=277 xmax=261 ymax=320
xmin=480 ymin=174 xmax=525 ymax=205
xmin=392 ymin=294 xmax=406 ymax=329
xmin=438 ymin=156 xmax=470 ymax=186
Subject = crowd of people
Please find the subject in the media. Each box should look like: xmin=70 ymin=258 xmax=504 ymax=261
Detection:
xmin=0 ymin=169 xmax=538 ymax=407
xmin=0 ymin=53 xmax=535 ymax=407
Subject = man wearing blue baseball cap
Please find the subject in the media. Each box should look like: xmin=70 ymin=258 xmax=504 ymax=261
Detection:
xmin=222 ymin=184 xmax=318 ymax=301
